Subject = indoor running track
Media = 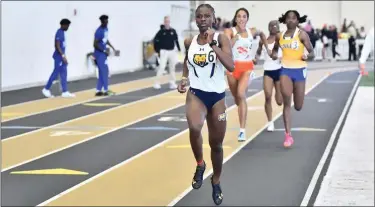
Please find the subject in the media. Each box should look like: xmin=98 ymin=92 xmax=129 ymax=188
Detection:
xmin=1 ymin=61 xmax=363 ymax=206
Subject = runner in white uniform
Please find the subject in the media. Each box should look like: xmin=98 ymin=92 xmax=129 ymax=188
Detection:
xmin=224 ymin=7 xmax=270 ymax=142
xmin=187 ymin=32 xmax=226 ymax=95
xmin=256 ymin=20 xmax=283 ymax=132
xmin=176 ymin=4 xmax=234 ymax=205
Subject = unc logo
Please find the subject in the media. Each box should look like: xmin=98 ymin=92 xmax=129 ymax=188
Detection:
xmin=193 ymin=54 xmax=208 ymax=67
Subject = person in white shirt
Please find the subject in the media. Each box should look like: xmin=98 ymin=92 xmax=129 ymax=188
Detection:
xmin=176 ymin=4 xmax=234 ymax=205
xmin=256 ymin=20 xmax=283 ymax=132
xmin=223 ymin=7 xmax=269 ymax=142
xmin=359 ymin=27 xmax=374 ymax=74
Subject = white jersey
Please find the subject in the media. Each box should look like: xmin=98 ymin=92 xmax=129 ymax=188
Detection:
xmin=187 ymin=32 xmax=226 ymax=93
xmin=263 ymin=41 xmax=282 ymax=71
xmin=231 ymin=27 xmax=256 ymax=62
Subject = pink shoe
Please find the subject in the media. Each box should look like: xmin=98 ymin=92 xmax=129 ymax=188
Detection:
xmin=283 ymin=132 xmax=294 ymax=148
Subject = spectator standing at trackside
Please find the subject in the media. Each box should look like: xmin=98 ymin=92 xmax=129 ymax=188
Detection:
xmin=93 ymin=15 xmax=119 ymax=96
xmin=347 ymin=21 xmax=357 ymax=61
xmin=357 ymin=26 xmax=367 ymax=58
xmin=42 ymin=18 xmax=75 ymax=98
xmin=153 ymin=16 xmax=181 ymax=89
xmin=309 ymin=29 xmax=319 ymax=49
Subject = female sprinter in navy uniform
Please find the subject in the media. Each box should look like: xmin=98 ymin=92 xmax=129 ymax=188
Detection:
xmin=177 ymin=4 xmax=234 ymax=205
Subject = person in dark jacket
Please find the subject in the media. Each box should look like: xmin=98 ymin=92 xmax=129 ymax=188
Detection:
xmin=153 ymin=16 xmax=181 ymax=89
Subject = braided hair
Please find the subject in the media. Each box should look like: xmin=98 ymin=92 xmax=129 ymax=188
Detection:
xmin=278 ymin=10 xmax=307 ymax=24
xmin=195 ymin=4 xmax=216 ymax=24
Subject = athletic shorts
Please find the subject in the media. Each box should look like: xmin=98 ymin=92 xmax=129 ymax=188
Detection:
xmin=189 ymin=87 xmax=225 ymax=110
xmin=280 ymin=67 xmax=307 ymax=82
xmin=227 ymin=60 xmax=254 ymax=80
xmin=264 ymin=68 xmax=281 ymax=82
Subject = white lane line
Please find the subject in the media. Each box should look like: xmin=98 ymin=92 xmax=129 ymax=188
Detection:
xmin=2 ymin=74 xmax=177 ymax=122
xmin=36 ymin=85 xmax=266 ymax=206
xmin=300 ymin=74 xmax=361 ymax=206
xmin=167 ymin=72 xmax=334 ymax=206
xmin=2 ymin=90 xmax=176 ymax=142
xmin=2 ymin=102 xmax=185 ymax=172
xmin=37 ymin=72 xmax=332 ymax=206
xmin=3 ymin=75 xmax=262 ymax=173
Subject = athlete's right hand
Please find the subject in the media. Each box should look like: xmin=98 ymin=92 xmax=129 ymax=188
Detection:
xmin=177 ymin=78 xmax=188 ymax=93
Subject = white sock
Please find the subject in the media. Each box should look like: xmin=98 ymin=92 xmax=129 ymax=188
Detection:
xmin=240 ymin=128 xmax=245 ymax=133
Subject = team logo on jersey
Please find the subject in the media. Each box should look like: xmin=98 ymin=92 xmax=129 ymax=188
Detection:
xmin=193 ymin=54 xmax=208 ymax=67
xmin=237 ymin=46 xmax=248 ymax=54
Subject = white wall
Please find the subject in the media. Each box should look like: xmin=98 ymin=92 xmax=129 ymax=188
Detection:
xmin=2 ymin=1 xmax=190 ymax=91
xmin=203 ymin=1 xmax=373 ymax=34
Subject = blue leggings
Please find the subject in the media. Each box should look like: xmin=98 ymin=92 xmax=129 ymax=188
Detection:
xmin=95 ymin=54 xmax=109 ymax=92
xmin=45 ymin=58 xmax=67 ymax=92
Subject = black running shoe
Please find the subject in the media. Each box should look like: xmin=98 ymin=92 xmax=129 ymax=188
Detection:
xmin=191 ymin=161 xmax=206 ymax=189
xmin=95 ymin=91 xmax=103 ymax=96
xmin=211 ymin=176 xmax=223 ymax=205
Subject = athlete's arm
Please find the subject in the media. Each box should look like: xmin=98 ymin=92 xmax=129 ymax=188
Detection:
xmin=93 ymin=29 xmax=106 ymax=53
xmin=55 ymin=30 xmax=67 ymax=63
xmin=299 ymin=30 xmax=315 ymax=60
xmin=55 ymin=30 xmax=64 ymax=57
xmin=153 ymin=30 xmax=163 ymax=54
xmin=271 ymin=33 xmax=281 ymax=60
xmin=173 ymin=28 xmax=181 ymax=52
xmin=177 ymin=38 xmax=192 ymax=94
xmin=213 ymin=33 xmax=234 ymax=72
xmin=182 ymin=38 xmax=192 ymax=78
xmin=256 ymin=40 xmax=263 ymax=57
xmin=251 ymin=28 xmax=268 ymax=51
xmin=224 ymin=28 xmax=237 ymax=47
xmin=107 ymin=40 xmax=117 ymax=51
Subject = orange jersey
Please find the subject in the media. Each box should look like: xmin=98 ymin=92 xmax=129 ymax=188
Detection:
xmin=279 ymin=28 xmax=307 ymax=68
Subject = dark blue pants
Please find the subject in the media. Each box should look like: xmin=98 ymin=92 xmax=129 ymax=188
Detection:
xmin=95 ymin=53 xmax=109 ymax=92
xmin=45 ymin=58 xmax=67 ymax=92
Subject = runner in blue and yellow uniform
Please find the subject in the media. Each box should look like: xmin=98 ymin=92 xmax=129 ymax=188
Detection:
xmin=271 ymin=10 xmax=315 ymax=148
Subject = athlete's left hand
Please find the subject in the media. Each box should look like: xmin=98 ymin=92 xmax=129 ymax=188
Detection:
xmin=204 ymin=28 xmax=215 ymax=44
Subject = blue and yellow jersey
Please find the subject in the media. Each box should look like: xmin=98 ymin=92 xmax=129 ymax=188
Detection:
xmin=279 ymin=28 xmax=307 ymax=68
